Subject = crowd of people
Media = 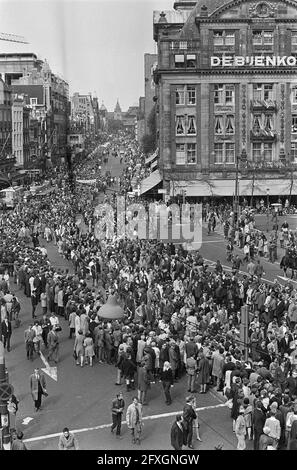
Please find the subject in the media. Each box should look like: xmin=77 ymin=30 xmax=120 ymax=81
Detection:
xmin=0 ymin=131 xmax=297 ymax=451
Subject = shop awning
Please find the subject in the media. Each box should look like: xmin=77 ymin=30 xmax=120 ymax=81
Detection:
xmin=139 ymin=170 xmax=162 ymax=195
xmin=145 ymin=149 xmax=158 ymax=165
xmin=172 ymin=178 xmax=297 ymax=197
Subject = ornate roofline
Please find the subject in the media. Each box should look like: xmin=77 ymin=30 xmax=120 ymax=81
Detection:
xmin=211 ymin=0 xmax=297 ymax=17
xmin=195 ymin=17 xmax=297 ymax=23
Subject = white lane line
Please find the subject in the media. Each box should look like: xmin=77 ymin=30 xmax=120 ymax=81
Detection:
xmin=204 ymin=258 xmax=274 ymax=285
xmin=23 ymin=403 xmax=226 ymax=443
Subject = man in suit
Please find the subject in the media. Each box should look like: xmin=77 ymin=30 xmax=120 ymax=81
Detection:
xmin=183 ymin=395 xmax=197 ymax=449
xmin=47 ymin=326 xmax=59 ymax=363
xmin=110 ymin=392 xmax=125 ymax=438
xmin=171 ymin=415 xmax=186 ymax=450
xmin=252 ymin=400 xmax=266 ymax=450
xmin=1 ymin=317 xmax=12 ymax=352
xmin=29 ymin=367 xmax=47 ymax=411
xmin=279 ymin=331 xmax=294 ymax=356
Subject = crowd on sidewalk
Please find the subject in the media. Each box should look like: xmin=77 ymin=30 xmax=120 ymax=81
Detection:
xmin=0 ymin=132 xmax=297 ymax=450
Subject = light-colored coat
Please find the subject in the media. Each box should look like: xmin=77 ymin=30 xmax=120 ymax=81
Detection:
xmin=126 ymin=403 xmax=143 ymax=429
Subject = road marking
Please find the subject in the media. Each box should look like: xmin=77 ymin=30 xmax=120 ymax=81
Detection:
xmin=204 ymin=258 xmax=274 ymax=284
xmin=23 ymin=403 xmax=226 ymax=443
xmin=277 ymin=275 xmax=297 ymax=284
xmin=40 ymin=351 xmax=58 ymax=381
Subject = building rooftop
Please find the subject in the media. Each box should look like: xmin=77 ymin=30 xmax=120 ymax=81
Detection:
xmin=0 ymin=33 xmax=38 ymax=56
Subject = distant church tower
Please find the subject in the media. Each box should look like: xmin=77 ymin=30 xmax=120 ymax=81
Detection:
xmin=114 ymin=99 xmax=122 ymax=121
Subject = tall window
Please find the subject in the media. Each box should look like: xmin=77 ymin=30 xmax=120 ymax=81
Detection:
xmin=292 ymin=115 xmax=297 ymax=133
xmin=176 ymin=143 xmax=196 ymax=164
xmin=176 ymin=116 xmax=185 ymax=135
xmin=214 ymin=143 xmax=223 ymax=163
xmin=214 ymin=142 xmax=234 ymax=164
xmin=187 ymin=86 xmax=196 ymax=105
xmin=176 ymin=143 xmax=186 ymax=164
xmin=214 ymin=84 xmax=235 ymax=105
xmin=176 ymin=86 xmax=185 ymax=105
xmin=291 ymin=142 xmax=297 ymax=162
xmin=214 ymin=115 xmax=235 ymax=135
xmin=175 ymin=116 xmax=196 ymax=135
xmin=213 ymin=30 xmax=235 ymax=47
xmin=252 ymin=143 xmax=262 ymax=161
xmin=176 ymin=86 xmax=196 ymax=105
xmin=187 ymin=116 xmax=196 ymax=135
xmin=252 ymin=113 xmax=274 ymax=134
xmin=252 ymin=30 xmax=274 ymax=47
xmin=215 ymin=116 xmax=224 ymax=135
xmin=187 ymin=143 xmax=196 ymax=163
xmin=292 ymin=31 xmax=297 ymax=49
xmin=253 ymin=84 xmax=274 ymax=102
xmin=263 ymin=143 xmax=273 ymax=161
xmin=292 ymin=86 xmax=297 ymax=104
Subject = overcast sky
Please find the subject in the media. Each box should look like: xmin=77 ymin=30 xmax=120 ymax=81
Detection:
xmin=0 ymin=0 xmax=174 ymax=111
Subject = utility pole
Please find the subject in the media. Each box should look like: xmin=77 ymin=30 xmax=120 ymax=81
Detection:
xmin=0 ymin=341 xmax=12 ymax=450
xmin=233 ymin=156 xmax=239 ymax=227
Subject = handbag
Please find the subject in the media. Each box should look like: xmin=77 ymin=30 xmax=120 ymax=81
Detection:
xmin=55 ymin=325 xmax=62 ymax=332
xmin=73 ymin=351 xmax=78 ymax=360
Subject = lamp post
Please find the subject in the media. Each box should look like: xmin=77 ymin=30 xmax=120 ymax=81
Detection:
xmin=233 ymin=155 xmax=240 ymax=227
xmin=266 ymin=188 xmax=270 ymax=232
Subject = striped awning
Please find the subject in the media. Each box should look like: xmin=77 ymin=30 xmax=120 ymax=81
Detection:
xmin=172 ymin=178 xmax=297 ymax=197
xmin=139 ymin=170 xmax=162 ymax=195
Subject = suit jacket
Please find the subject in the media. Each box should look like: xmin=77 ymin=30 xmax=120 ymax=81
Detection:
xmin=1 ymin=319 xmax=12 ymax=337
xmin=183 ymin=403 xmax=197 ymax=428
xmin=253 ymin=408 xmax=266 ymax=433
xmin=279 ymin=336 xmax=293 ymax=355
xmin=47 ymin=330 xmax=59 ymax=349
xmin=30 ymin=373 xmax=46 ymax=401
xmin=171 ymin=421 xmax=186 ymax=450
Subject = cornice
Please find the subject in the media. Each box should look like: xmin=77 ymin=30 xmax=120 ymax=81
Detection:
xmin=157 ymin=68 xmax=297 ymax=77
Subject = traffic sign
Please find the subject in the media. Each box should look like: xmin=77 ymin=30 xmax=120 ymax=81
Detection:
xmin=0 ymin=383 xmax=13 ymax=401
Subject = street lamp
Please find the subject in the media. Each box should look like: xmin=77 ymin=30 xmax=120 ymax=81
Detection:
xmin=266 ymin=188 xmax=270 ymax=232
xmin=233 ymin=155 xmax=240 ymax=227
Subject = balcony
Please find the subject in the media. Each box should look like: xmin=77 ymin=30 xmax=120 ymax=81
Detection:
xmin=250 ymin=130 xmax=277 ymax=141
xmin=250 ymin=99 xmax=277 ymax=111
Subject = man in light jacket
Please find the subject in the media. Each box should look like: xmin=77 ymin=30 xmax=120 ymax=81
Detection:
xmin=58 ymin=427 xmax=79 ymax=450
xmin=126 ymin=397 xmax=143 ymax=445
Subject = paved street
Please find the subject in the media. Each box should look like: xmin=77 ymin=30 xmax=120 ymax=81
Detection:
xmin=4 ymin=153 xmax=239 ymax=451
xmin=6 ymin=153 xmax=291 ymax=450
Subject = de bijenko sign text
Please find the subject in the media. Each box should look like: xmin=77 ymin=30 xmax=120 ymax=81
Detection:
xmin=211 ymin=56 xmax=297 ymax=67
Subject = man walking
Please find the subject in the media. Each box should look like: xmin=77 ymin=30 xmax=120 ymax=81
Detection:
xmin=29 ymin=367 xmax=47 ymax=411
xmin=47 ymin=326 xmax=59 ymax=363
xmin=171 ymin=415 xmax=186 ymax=450
xmin=126 ymin=397 xmax=143 ymax=445
xmin=186 ymin=353 xmax=197 ymax=393
xmin=1 ymin=316 xmax=12 ymax=352
xmin=110 ymin=392 xmax=125 ymax=438
xmin=183 ymin=395 xmax=197 ymax=449
xmin=24 ymin=324 xmax=35 ymax=360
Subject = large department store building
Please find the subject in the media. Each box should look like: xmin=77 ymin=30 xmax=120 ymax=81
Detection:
xmin=152 ymin=0 xmax=297 ymax=199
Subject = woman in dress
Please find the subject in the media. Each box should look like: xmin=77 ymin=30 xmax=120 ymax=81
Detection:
xmin=74 ymin=330 xmax=85 ymax=367
xmin=84 ymin=332 xmax=95 ymax=367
